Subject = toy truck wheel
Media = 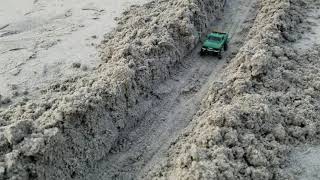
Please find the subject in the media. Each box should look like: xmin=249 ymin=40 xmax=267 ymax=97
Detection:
xmin=200 ymin=49 xmax=205 ymax=56
xmin=223 ymin=0 xmax=227 ymax=7
xmin=218 ymin=49 xmax=224 ymax=59
xmin=224 ymin=43 xmax=228 ymax=51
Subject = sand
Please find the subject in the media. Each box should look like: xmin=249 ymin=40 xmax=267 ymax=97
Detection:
xmin=0 ymin=0 xmax=150 ymax=107
xmin=1 ymin=0 xmax=320 ymax=179
xmin=147 ymin=0 xmax=320 ymax=179
xmin=0 ymin=0 xmax=225 ymax=179
xmin=285 ymin=1 xmax=320 ymax=179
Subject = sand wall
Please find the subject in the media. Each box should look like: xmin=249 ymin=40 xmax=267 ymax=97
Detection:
xmin=0 ymin=0 xmax=225 ymax=179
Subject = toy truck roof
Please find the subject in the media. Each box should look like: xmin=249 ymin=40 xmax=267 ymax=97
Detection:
xmin=209 ymin=31 xmax=228 ymax=37
xmin=208 ymin=33 xmax=224 ymax=38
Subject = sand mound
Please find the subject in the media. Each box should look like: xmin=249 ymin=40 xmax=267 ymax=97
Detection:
xmin=0 ymin=0 xmax=225 ymax=179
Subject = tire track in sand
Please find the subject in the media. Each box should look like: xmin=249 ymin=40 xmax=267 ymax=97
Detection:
xmin=84 ymin=0 xmax=258 ymax=179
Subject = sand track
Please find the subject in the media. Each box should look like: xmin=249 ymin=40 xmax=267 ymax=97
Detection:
xmin=84 ymin=0 xmax=257 ymax=179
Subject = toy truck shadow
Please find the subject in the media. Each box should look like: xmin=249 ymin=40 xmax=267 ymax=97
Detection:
xmin=200 ymin=32 xmax=229 ymax=59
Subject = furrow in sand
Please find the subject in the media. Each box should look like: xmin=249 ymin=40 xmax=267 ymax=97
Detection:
xmin=83 ymin=0 xmax=258 ymax=179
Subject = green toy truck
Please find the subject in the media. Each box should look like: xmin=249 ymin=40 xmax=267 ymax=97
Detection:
xmin=200 ymin=32 xmax=229 ymax=59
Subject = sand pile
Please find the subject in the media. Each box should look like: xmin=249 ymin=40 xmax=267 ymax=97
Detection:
xmin=147 ymin=0 xmax=320 ymax=179
xmin=0 ymin=0 xmax=225 ymax=179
